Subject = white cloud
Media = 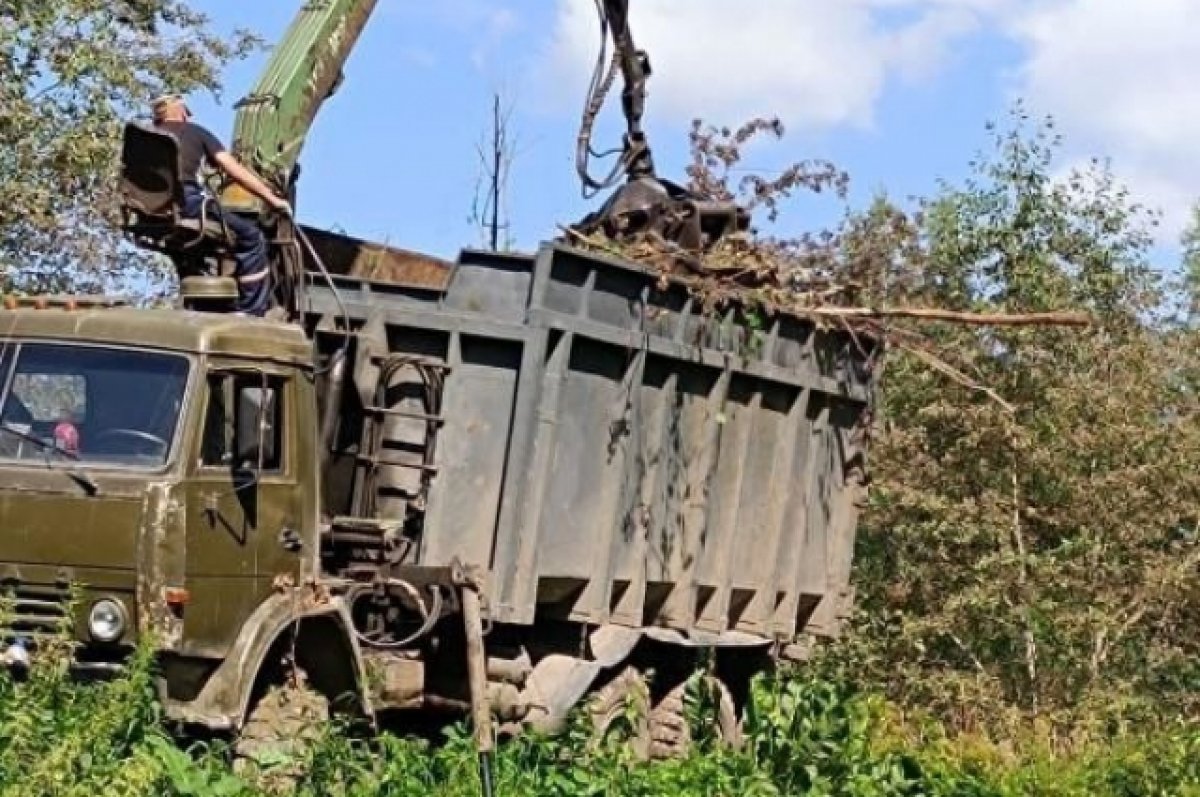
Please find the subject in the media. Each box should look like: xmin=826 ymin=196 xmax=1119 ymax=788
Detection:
xmin=471 ymin=8 xmax=519 ymax=71
xmin=380 ymin=1 xmax=521 ymax=73
xmin=542 ymin=0 xmax=993 ymax=132
xmin=1008 ymin=0 xmax=1200 ymax=235
xmin=538 ymin=0 xmax=1200 ymax=238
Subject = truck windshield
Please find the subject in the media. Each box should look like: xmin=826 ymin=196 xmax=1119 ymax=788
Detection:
xmin=0 ymin=343 xmax=190 ymax=470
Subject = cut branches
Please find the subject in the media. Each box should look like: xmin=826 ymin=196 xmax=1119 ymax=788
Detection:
xmin=800 ymin=307 xmax=1092 ymax=327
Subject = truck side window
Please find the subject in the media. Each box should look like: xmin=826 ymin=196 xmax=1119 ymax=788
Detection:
xmin=200 ymin=376 xmax=230 ymax=468
xmin=234 ymin=377 xmax=282 ymax=472
xmin=201 ymin=374 xmax=285 ymax=472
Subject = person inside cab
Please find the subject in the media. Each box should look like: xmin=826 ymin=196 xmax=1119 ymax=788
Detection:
xmin=150 ymin=94 xmax=291 ymax=317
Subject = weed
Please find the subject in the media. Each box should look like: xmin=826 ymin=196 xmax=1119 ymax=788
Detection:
xmin=0 ymin=638 xmax=1195 ymax=796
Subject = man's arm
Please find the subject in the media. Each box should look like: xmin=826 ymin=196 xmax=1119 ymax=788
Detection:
xmin=213 ymin=151 xmax=290 ymax=213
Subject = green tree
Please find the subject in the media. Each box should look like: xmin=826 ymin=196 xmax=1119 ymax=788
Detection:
xmin=1182 ymin=203 xmax=1200 ymax=321
xmin=848 ymin=108 xmax=1200 ymax=737
xmin=0 ymin=1 xmax=257 ymax=296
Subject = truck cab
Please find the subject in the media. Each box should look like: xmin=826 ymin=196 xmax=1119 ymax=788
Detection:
xmin=0 ymin=305 xmax=321 ymax=718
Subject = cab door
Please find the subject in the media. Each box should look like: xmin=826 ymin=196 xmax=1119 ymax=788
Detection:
xmin=183 ymin=366 xmax=304 ymax=656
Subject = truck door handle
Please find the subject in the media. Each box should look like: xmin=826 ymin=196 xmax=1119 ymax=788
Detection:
xmin=278 ymin=526 xmax=303 ymax=552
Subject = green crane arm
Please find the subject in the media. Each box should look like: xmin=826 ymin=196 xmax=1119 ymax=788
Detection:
xmin=229 ymin=0 xmax=379 ymax=201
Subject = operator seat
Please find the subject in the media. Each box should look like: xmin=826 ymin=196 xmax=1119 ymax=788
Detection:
xmin=118 ymin=121 xmax=238 ymax=280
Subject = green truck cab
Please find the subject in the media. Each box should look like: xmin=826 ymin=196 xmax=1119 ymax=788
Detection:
xmin=0 ymin=307 xmax=331 ymax=729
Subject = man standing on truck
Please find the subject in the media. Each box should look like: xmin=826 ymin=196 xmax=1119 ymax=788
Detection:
xmin=150 ymin=94 xmax=291 ymax=317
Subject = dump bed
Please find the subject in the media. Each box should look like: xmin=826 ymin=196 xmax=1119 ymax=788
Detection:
xmin=306 ymin=242 xmax=876 ymax=642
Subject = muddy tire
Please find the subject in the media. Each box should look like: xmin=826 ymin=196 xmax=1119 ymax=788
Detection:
xmin=587 ymin=666 xmax=651 ymax=758
xmin=233 ymin=673 xmax=330 ymax=795
xmin=648 ymin=675 xmax=742 ymax=760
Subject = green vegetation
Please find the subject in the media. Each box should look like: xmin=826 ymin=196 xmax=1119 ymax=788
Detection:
xmin=0 ymin=2 xmax=257 ymax=295
xmin=1 ymin=638 xmax=1197 ymax=797
xmin=847 ymin=109 xmax=1200 ymax=739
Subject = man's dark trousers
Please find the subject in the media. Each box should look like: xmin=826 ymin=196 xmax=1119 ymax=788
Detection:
xmin=180 ymin=185 xmax=271 ymax=316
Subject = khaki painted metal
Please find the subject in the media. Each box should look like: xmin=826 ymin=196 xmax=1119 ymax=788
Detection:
xmin=307 ymin=242 xmax=876 ymax=643
xmin=0 ymin=308 xmax=319 ymax=683
xmin=0 ymin=240 xmax=873 ymax=674
xmin=0 ymin=308 xmax=312 ymax=365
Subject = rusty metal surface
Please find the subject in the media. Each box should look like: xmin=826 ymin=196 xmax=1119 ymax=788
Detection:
xmin=163 ymin=593 xmax=366 ymax=729
xmin=299 ymin=225 xmax=452 ymax=290
xmin=137 ymin=482 xmax=186 ymax=650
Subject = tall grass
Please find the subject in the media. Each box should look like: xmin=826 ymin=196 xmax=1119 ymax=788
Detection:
xmin=0 ymin=640 xmax=1195 ymax=796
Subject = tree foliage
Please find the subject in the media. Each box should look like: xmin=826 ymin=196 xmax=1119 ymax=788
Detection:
xmin=0 ymin=1 xmax=257 ymax=295
xmin=1182 ymin=204 xmax=1200 ymax=320
xmin=845 ymin=108 xmax=1200 ymax=736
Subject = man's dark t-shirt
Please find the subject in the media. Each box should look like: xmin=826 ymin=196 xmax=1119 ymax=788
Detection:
xmin=154 ymin=120 xmax=226 ymax=188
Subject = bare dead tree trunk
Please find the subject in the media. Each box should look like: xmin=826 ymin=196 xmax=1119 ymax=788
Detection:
xmin=471 ymin=90 xmax=517 ymax=251
xmin=488 ymin=93 xmax=502 ymax=251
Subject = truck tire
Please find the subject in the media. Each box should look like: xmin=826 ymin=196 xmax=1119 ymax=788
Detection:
xmin=233 ymin=673 xmax=329 ymax=795
xmin=587 ymin=666 xmax=651 ymax=758
xmin=648 ymin=675 xmax=742 ymax=760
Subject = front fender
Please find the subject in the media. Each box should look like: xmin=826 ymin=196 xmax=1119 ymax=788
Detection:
xmin=162 ymin=589 xmax=367 ymax=730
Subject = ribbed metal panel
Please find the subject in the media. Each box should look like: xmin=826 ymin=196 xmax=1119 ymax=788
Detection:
xmin=307 ymin=242 xmax=876 ymax=643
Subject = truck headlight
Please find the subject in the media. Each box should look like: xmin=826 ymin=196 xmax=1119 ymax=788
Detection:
xmin=87 ymin=599 xmax=127 ymax=643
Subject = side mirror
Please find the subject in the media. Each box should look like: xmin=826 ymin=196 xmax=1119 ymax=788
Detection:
xmin=235 ymin=386 xmax=277 ymax=467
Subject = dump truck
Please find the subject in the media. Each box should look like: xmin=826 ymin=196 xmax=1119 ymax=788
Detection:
xmin=0 ymin=0 xmax=879 ymax=766
xmin=0 ymin=241 xmax=875 ymax=753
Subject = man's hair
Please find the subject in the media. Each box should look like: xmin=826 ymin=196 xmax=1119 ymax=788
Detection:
xmin=151 ymin=94 xmax=188 ymax=122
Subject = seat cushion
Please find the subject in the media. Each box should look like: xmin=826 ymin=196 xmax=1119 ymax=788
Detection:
xmin=124 ymin=216 xmax=235 ymax=251
xmin=173 ymin=218 xmax=236 ymax=246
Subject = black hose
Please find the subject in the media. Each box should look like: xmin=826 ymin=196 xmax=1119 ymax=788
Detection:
xmin=293 ymin=219 xmax=352 ymax=336
xmin=576 ymin=0 xmax=628 ymax=197
xmin=479 ymin=751 xmax=495 ymax=797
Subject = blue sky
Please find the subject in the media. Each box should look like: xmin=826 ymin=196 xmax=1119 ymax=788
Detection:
xmin=185 ymin=1 xmax=1200 ymax=267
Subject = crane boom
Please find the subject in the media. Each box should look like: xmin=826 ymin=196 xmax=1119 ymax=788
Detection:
xmin=230 ymin=0 xmax=379 ymax=200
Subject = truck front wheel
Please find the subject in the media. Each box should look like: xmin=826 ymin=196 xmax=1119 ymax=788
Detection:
xmin=233 ymin=671 xmax=330 ymax=794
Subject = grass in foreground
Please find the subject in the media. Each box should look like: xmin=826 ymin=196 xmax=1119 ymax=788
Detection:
xmin=0 ymin=642 xmax=1196 ymax=797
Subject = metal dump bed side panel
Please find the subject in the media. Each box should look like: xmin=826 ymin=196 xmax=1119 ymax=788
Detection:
xmin=307 ymin=272 xmax=545 ymax=607
xmin=306 ymin=242 xmax=875 ymax=641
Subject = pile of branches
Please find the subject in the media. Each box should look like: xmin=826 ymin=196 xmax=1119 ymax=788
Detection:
xmin=563 ymin=225 xmax=851 ymax=310
xmin=562 ymin=118 xmax=1089 ymax=338
xmin=565 ymin=223 xmax=1088 ymax=409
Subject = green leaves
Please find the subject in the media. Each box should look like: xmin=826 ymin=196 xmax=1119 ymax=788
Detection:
xmin=850 ymin=105 xmax=1200 ymax=736
xmin=0 ymin=637 xmax=1197 ymax=796
xmin=0 ymin=1 xmax=259 ymax=296
xmin=1181 ymin=204 xmax=1200 ymax=321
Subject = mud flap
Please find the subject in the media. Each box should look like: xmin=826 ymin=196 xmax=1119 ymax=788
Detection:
xmin=521 ymin=625 xmax=642 ymax=733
